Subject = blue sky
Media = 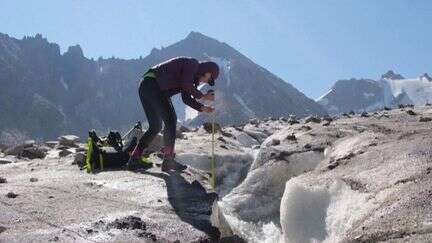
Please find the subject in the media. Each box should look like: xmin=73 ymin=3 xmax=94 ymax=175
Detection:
xmin=1 ymin=0 xmax=431 ymax=99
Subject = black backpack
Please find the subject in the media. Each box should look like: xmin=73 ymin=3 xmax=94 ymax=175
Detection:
xmin=84 ymin=130 xmax=129 ymax=173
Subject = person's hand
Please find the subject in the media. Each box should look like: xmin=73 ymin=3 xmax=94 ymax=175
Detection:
xmin=201 ymin=92 xmax=215 ymax=101
xmin=201 ymin=106 xmax=214 ymax=113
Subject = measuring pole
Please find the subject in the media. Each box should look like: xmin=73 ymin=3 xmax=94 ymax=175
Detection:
xmin=210 ymin=91 xmax=216 ymax=190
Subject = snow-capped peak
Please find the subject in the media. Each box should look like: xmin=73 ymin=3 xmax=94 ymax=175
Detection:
xmin=420 ymin=73 xmax=432 ymax=82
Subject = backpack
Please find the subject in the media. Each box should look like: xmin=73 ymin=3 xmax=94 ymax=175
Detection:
xmin=84 ymin=122 xmax=151 ymax=173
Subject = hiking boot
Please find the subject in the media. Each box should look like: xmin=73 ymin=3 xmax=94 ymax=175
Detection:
xmin=127 ymin=146 xmax=143 ymax=171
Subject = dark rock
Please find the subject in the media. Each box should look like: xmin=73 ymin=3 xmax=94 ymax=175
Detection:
xmin=271 ymin=138 xmax=280 ymax=146
xmin=419 ymin=117 xmax=432 ymax=122
xmin=322 ymin=122 xmax=331 ymax=127
xmin=221 ymin=130 xmax=233 ymax=137
xmin=203 ymin=122 xmax=222 ymax=133
xmin=0 ymin=158 xmax=13 ymax=164
xmin=304 ymin=116 xmax=321 ymax=123
xmin=383 ymin=106 xmax=391 ymax=111
xmin=0 ymin=177 xmax=7 ymax=183
xmin=304 ymin=143 xmax=312 ymax=149
xmin=4 ymin=140 xmax=35 ymax=156
xmin=287 ymin=118 xmax=300 ymax=125
xmin=361 ymin=112 xmax=370 ymax=118
xmin=348 ymin=110 xmax=355 ymax=115
xmin=406 ymin=110 xmax=416 ymax=116
xmin=286 ymin=133 xmax=297 ymax=141
xmin=249 ymin=118 xmax=260 ymax=125
xmin=136 ymin=231 xmax=157 ymax=241
xmin=107 ymin=216 xmax=146 ymax=231
xmin=6 ymin=192 xmax=18 ymax=198
xmin=217 ymin=137 xmax=226 ymax=143
xmin=29 ymin=178 xmax=38 ymax=182
xmin=322 ymin=116 xmax=333 ymax=122
xmin=58 ymin=135 xmax=80 ymax=147
xmin=176 ymin=124 xmax=190 ymax=139
xmin=233 ymin=126 xmax=243 ymax=132
xmin=342 ymin=113 xmax=351 ymax=118
xmin=45 ymin=141 xmax=59 ymax=148
xmin=73 ymin=152 xmax=86 ymax=166
xmin=59 ymin=149 xmax=73 ymax=157
xmin=426 ymin=103 xmax=432 ymax=107
xmin=220 ymin=145 xmax=228 ymax=149
xmin=21 ymin=146 xmax=47 ymax=159
xmin=327 ymin=161 xmax=339 ymax=170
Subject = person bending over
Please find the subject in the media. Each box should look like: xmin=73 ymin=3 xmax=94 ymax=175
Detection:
xmin=127 ymin=56 xmax=219 ymax=171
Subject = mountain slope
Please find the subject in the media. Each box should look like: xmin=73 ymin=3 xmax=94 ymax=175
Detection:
xmin=317 ymin=70 xmax=432 ymax=115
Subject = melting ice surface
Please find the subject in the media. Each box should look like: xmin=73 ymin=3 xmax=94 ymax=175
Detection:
xmin=212 ymin=132 xmax=384 ymax=243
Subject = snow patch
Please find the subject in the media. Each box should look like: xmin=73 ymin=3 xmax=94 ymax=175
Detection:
xmin=316 ymin=89 xmax=334 ymax=102
xmin=185 ymin=106 xmax=199 ymax=121
xmin=183 ymin=83 xmax=205 ymax=121
xmin=363 ymin=92 xmax=375 ymax=98
xmin=234 ymin=93 xmax=255 ymax=118
xmin=208 ymin=56 xmax=231 ymax=87
xmin=60 ymin=77 xmax=69 ymax=91
xmin=383 ymin=77 xmax=432 ymax=105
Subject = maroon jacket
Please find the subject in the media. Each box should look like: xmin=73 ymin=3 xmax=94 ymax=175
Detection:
xmin=150 ymin=57 xmax=204 ymax=111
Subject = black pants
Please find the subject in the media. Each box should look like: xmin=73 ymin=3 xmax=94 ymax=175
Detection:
xmin=137 ymin=77 xmax=177 ymax=151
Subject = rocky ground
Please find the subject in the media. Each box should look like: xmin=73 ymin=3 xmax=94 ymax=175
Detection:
xmin=0 ymin=135 xmax=221 ymax=242
xmin=2 ymin=106 xmax=432 ymax=243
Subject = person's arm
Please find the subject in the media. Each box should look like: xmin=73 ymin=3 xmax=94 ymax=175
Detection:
xmin=181 ymin=93 xmax=204 ymax=111
xmin=180 ymin=59 xmax=204 ymax=99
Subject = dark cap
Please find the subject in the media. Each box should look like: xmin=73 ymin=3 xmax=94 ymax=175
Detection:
xmin=198 ymin=61 xmax=219 ymax=86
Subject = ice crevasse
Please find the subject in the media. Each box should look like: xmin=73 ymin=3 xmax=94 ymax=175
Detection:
xmin=212 ymin=129 xmax=388 ymax=243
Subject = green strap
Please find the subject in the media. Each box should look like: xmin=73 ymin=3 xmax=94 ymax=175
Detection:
xmin=85 ymin=138 xmax=93 ymax=173
xmin=143 ymin=71 xmax=156 ymax=79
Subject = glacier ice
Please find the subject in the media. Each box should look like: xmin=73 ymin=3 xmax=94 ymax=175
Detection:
xmin=213 ymin=144 xmax=324 ymax=242
xmin=281 ymin=179 xmax=378 ymax=243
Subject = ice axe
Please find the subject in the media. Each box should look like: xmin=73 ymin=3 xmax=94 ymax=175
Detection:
xmin=122 ymin=121 xmax=142 ymax=140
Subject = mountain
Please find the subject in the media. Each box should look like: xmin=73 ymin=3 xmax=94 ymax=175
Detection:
xmin=140 ymin=32 xmax=327 ymax=126
xmin=0 ymin=32 xmax=326 ymax=140
xmin=317 ymin=70 xmax=432 ymax=115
